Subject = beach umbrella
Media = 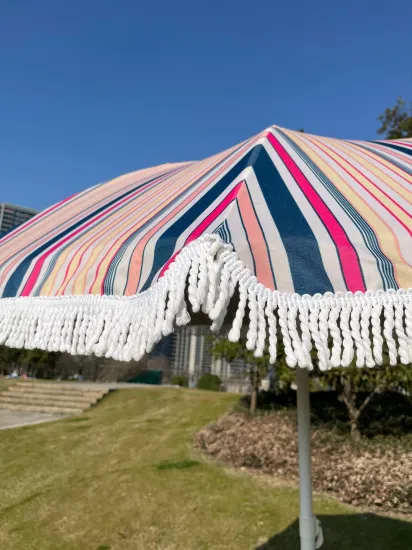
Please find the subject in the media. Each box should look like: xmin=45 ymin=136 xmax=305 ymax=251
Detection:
xmin=1 ymin=127 xmax=411 ymax=549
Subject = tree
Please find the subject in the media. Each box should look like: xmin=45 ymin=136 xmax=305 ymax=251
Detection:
xmin=19 ymin=349 xmax=59 ymax=379
xmin=317 ymin=361 xmax=412 ymax=442
xmin=197 ymin=373 xmax=222 ymax=391
xmin=0 ymin=346 xmax=59 ymax=379
xmin=0 ymin=345 xmax=21 ymax=375
xmin=211 ymin=336 xmax=293 ymax=414
xmin=211 ymin=336 xmax=412 ymax=440
xmin=377 ymin=97 xmax=412 ymax=139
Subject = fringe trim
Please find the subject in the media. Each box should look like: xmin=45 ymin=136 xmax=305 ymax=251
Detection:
xmin=0 ymin=235 xmax=411 ymax=370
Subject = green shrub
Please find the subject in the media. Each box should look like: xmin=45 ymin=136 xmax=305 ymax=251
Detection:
xmin=197 ymin=373 xmax=222 ymax=392
xmin=171 ymin=375 xmax=189 ymax=387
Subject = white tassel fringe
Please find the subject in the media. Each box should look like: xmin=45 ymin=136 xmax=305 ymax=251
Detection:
xmin=0 ymin=234 xmax=411 ymax=370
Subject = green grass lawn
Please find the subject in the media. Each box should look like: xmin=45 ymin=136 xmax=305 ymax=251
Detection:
xmin=0 ymin=387 xmax=410 ymax=550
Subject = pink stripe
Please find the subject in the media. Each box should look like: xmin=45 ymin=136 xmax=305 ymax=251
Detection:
xmin=159 ymin=182 xmax=244 ymax=277
xmin=267 ymin=132 xmax=365 ymax=292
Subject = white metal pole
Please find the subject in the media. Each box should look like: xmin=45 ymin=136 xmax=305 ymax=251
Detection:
xmin=198 ymin=331 xmax=205 ymax=375
xmin=174 ymin=330 xmax=182 ymax=374
xmin=188 ymin=326 xmax=197 ymax=388
xmin=296 ymin=367 xmax=318 ymax=550
xmin=183 ymin=327 xmax=190 ymax=374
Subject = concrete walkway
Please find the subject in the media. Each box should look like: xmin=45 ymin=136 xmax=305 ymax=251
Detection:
xmin=0 ymin=409 xmax=68 ymax=430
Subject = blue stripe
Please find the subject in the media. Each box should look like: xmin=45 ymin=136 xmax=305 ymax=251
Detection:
xmin=372 ymin=141 xmax=412 ymax=156
xmin=213 ymin=221 xmax=232 ymax=244
xmin=141 ymin=144 xmax=333 ymax=294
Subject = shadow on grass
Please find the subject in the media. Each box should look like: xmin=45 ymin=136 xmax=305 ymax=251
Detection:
xmin=156 ymin=459 xmax=201 ymax=471
xmin=66 ymin=416 xmax=90 ymax=423
xmin=3 ymin=488 xmax=51 ymax=515
xmin=66 ymin=424 xmax=91 ymax=432
xmin=256 ymin=514 xmax=412 ymax=550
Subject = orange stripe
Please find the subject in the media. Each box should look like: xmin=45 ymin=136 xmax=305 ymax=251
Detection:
xmin=236 ymin=184 xmax=275 ymax=290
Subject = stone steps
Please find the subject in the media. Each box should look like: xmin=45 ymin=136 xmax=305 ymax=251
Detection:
xmin=0 ymin=393 xmax=97 ymax=408
xmin=0 ymin=402 xmax=84 ymax=415
xmin=14 ymin=381 xmax=104 ymax=394
xmin=0 ymin=382 xmax=109 ymax=415
xmin=10 ymin=386 xmax=105 ymax=401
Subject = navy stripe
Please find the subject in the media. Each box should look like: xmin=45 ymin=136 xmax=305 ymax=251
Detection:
xmin=213 ymin=221 xmax=231 ymax=244
xmin=142 ymin=144 xmax=333 ymax=294
xmin=372 ymin=141 xmax=412 ymax=156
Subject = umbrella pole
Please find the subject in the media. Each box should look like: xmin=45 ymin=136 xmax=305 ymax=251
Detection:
xmin=296 ymin=367 xmax=322 ymax=550
xmin=188 ymin=326 xmax=197 ymax=388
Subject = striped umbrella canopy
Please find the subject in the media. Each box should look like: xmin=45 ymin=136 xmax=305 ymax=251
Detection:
xmin=0 ymin=126 xmax=411 ymax=550
xmin=0 ymin=126 xmax=411 ymax=369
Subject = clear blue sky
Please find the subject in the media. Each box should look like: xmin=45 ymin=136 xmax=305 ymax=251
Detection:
xmin=1 ymin=0 xmax=411 ymax=211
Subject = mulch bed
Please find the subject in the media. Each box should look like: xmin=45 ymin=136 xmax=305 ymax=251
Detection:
xmin=196 ymin=411 xmax=412 ymax=514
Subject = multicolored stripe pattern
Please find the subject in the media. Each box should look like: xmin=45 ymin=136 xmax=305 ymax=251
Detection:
xmin=1 ymin=127 xmax=411 ymax=299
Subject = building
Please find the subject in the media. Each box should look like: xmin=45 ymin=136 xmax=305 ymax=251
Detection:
xmin=0 ymin=203 xmax=37 ymax=237
xmin=151 ymin=325 xmax=250 ymax=392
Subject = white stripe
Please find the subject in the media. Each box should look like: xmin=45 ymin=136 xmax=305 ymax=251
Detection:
xmin=286 ymin=133 xmax=383 ymax=291
xmin=264 ymin=131 xmax=347 ymax=292
xmin=243 ymin=166 xmax=294 ymax=292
